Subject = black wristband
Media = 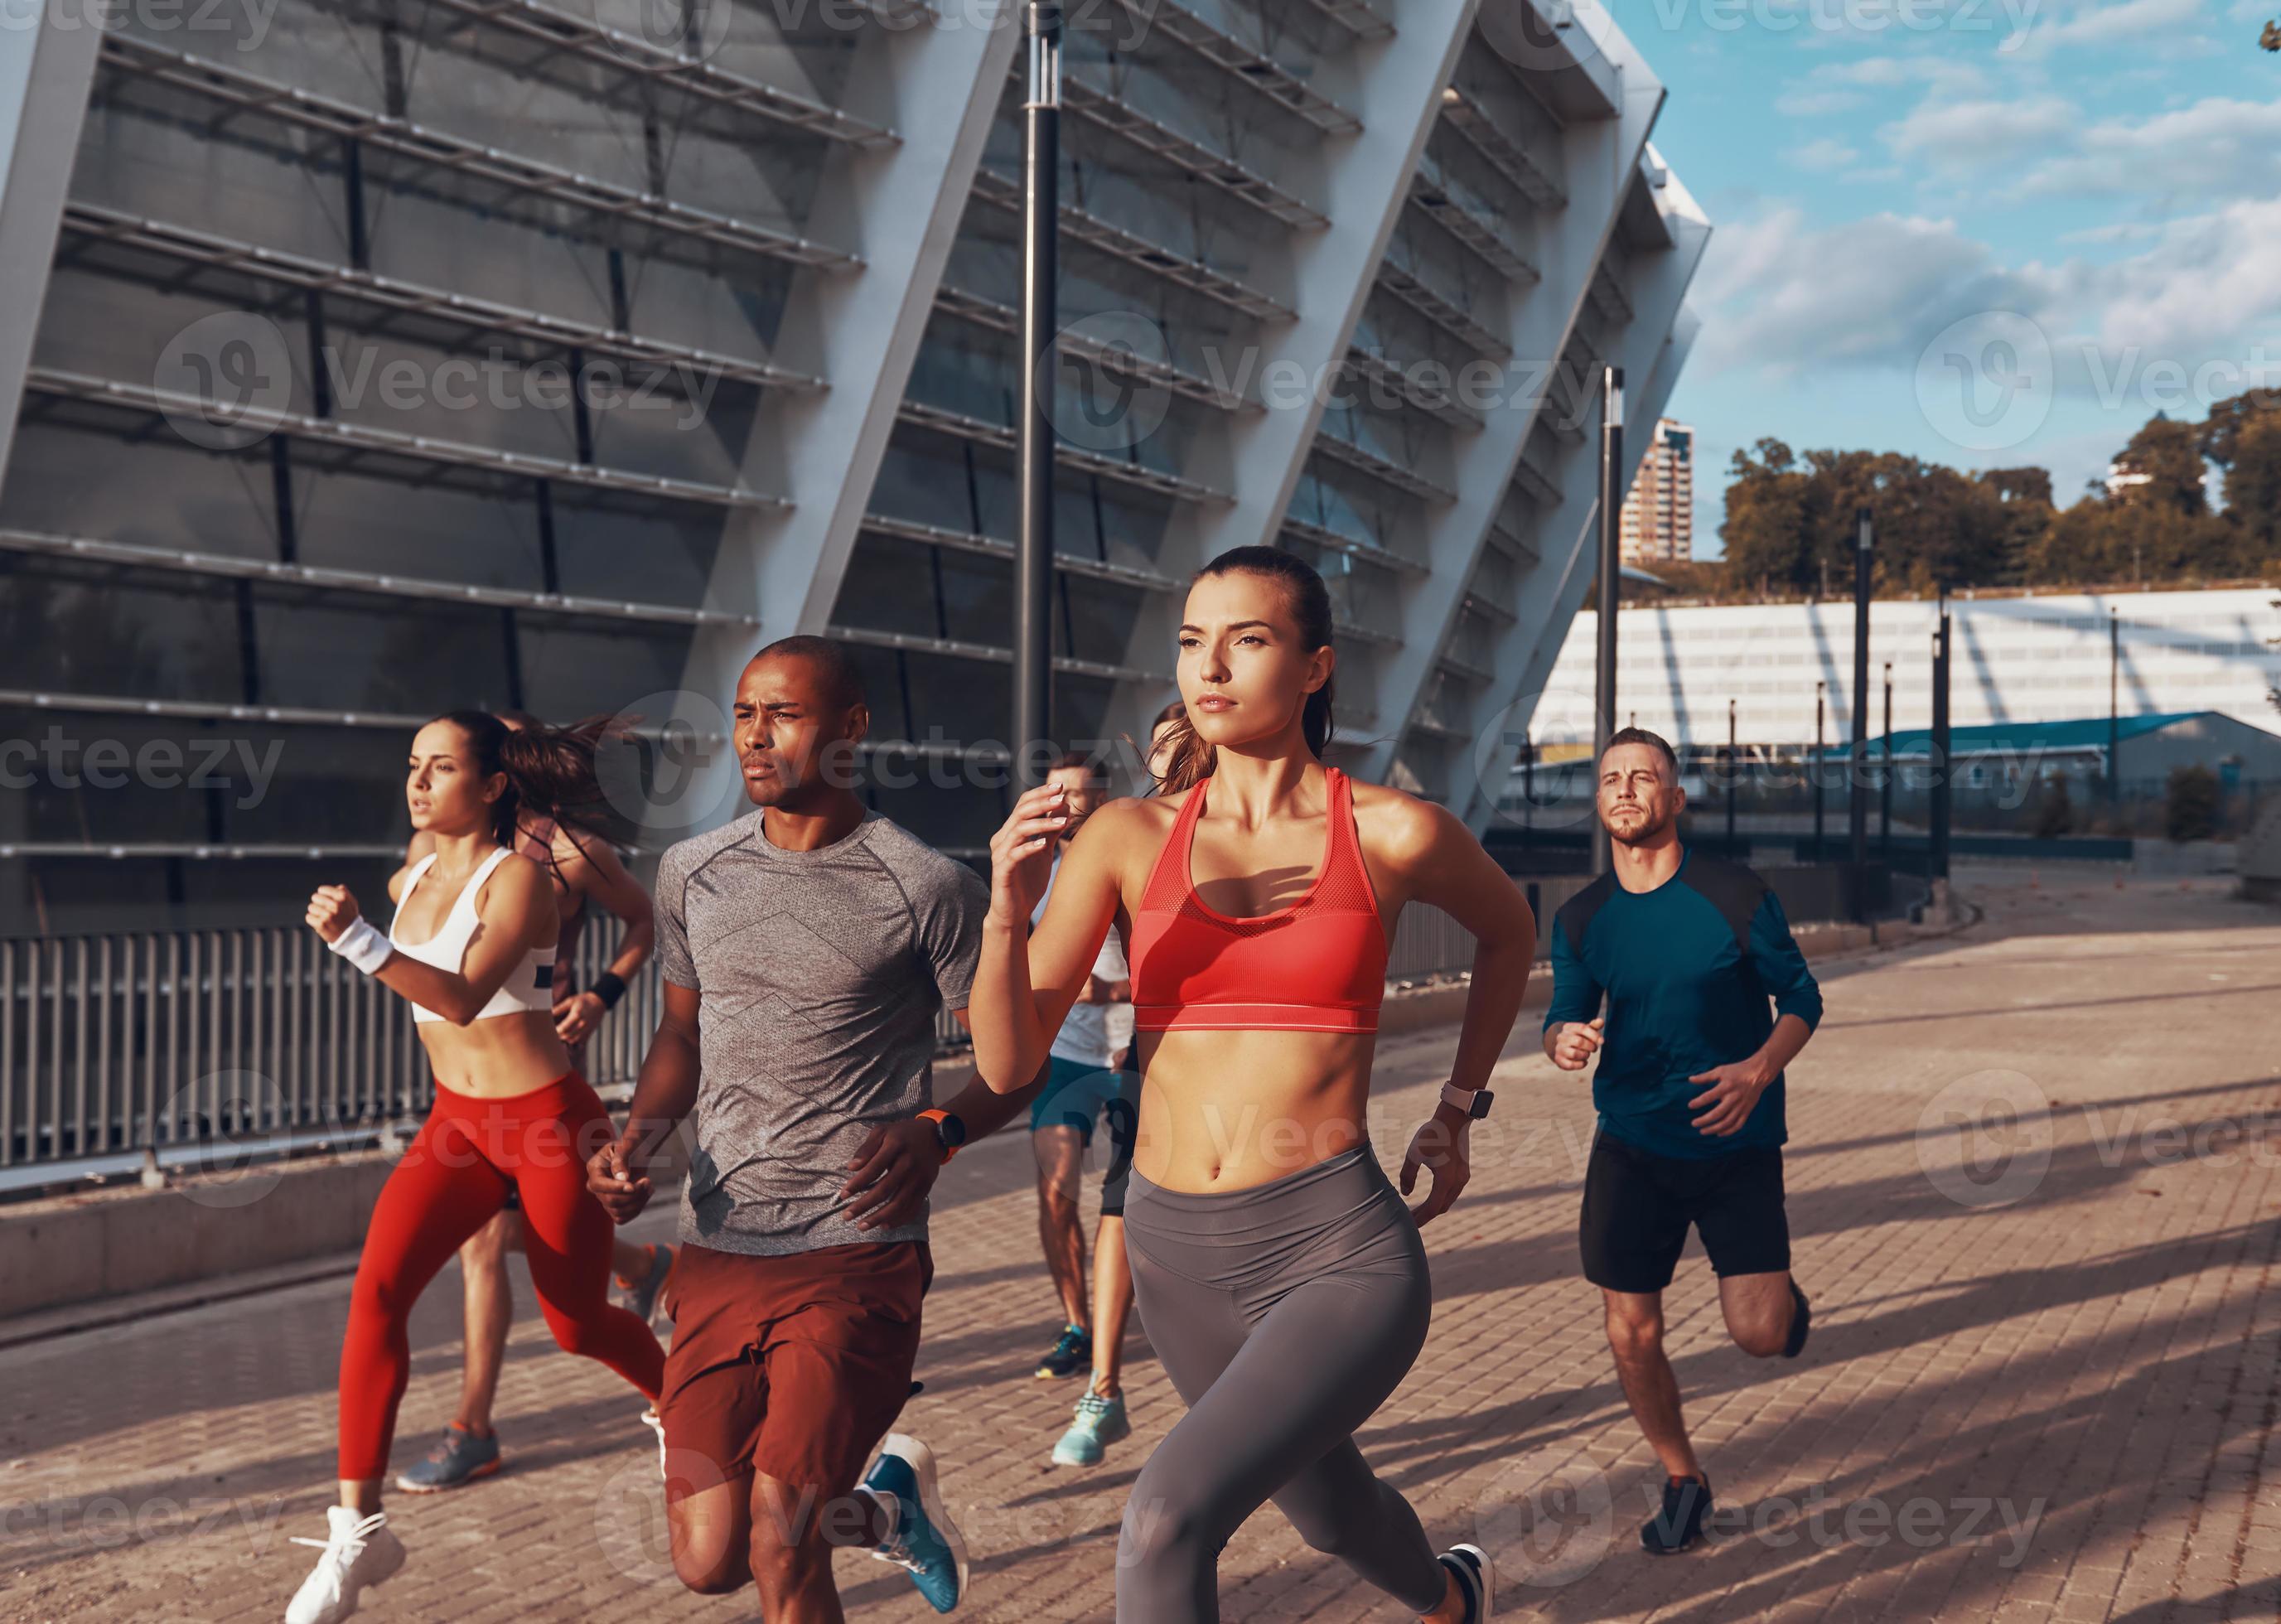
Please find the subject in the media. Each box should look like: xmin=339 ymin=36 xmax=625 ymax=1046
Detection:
xmin=591 ymin=971 xmax=627 ymax=1010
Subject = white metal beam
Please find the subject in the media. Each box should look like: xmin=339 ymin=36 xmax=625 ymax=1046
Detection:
xmin=1450 ymin=166 xmax=1712 ymax=831
xmin=1346 ymin=0 xmax=1665 ymax=790
xmin=0 ymin=12 xmax=102 ymax=493
xmin=664 ymin=5 xmax=1022 ymax=836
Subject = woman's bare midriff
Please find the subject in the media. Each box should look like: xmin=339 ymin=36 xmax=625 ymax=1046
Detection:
xmin=1128 ymin=1027 xmax=1377 ymax=1193
xmin=418 ymin=1010 xmax=573 ymax=1098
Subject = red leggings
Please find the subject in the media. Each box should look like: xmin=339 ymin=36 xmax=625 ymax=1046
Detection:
xmin=336 ymin=1072 xmax=665 ymax=1481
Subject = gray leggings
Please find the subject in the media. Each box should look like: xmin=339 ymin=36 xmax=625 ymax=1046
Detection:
xmin=1116 ymin=1144 xmax=1447 ymax=1622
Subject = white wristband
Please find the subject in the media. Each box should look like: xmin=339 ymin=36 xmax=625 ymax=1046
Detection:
xmin=328 ymin=916 xmax=394 ymax=975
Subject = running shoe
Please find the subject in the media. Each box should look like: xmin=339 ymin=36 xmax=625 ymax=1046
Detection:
xmin=620 ymin=1243 xmax=676 ymax=1327
xmin=1034 ymin=1323 xmax=1091 ymax=1380
xmin=863 ymin=1433 xmax=970 ymax=1613
xmin=1051 ymin=1392 xmax=1130 ymax=1467
xmin=1783 ymin=1281 xmax=1812 ymax=1359
xmin=285 ymin=1506 xmax=405 ymax=1624
xmin=1641 ymin=1474 xmax=1713 ymax=1555
xmin=1437 ymin=1542 xmax=1495 ymax=1623
xmin=394 ymin=1423 xmax=500 ymax=1494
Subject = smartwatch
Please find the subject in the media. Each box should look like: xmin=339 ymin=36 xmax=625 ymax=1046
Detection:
xmin=1440 ymin=1082 xmax=1495 ymax=1120
xmin=916 ymin=1108 xmax=967 ymax=1163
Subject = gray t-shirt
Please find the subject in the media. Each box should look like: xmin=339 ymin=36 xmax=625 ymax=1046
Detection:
xmin=653 ymin=809 xmax=988 ymax=1255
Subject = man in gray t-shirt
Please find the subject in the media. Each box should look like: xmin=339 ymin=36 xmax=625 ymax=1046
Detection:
xmin=652 ymin=803 xmax=986 ymax=1254
xmin=586 ymin=636 xmax=1036 ymax=1618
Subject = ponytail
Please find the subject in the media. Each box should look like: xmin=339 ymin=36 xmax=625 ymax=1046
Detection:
xmin=428 ymin=709 xmax=626 ymax=872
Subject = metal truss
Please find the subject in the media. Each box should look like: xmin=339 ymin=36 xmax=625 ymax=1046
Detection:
xmin=1061 ymin=72 xmax=1328 ymax=230
xmin=100 ymin=37 xmax=859 ymax=271
xmin=933 ymin=286 xmax=1246 ymax=413
xmin=0 ymin=526 xmax=765 ymax=628
xmin=895 ymin=400 xmax=1232 ymax=507
xmin=58 ymin=202 xmax=826 ymax=395
xmin=967 ymin=168 xmax=1291 ymax=319
xmin=858 ymin=514 xmax=1180 ymax=594
xmin=23 ymin=367 xmax=785 ymax=511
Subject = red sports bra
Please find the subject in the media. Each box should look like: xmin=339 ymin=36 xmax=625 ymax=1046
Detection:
xmin=1128 ymin=766 xmax=1389 ymax=1034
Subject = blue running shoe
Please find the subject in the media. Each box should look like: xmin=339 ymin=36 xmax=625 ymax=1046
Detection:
xmin=1051 ymin=1392 xmax=1131 ymax=1467
xmin=1035 ymin=1323 xmax=1091 ymax=1379
xmin=863 ymin=1433 xmax=969 ymax=1613
xmin=394 ymin=1423 xmax=500 ymax=1494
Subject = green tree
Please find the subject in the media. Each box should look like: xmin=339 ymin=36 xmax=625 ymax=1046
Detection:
xmin=2109 ymin=413 xmax=2209 ymax=517
xmin=2165 ymin=763 xmax=2220 ymax=843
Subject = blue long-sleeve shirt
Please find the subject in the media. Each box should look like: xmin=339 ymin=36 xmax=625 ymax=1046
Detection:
xmin=1543 ymin=847 xmax=1822 ymax=1159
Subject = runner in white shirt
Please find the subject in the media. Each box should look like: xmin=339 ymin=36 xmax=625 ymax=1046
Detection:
xmin=1025 ymin=752 xmax=1133 ymax=1390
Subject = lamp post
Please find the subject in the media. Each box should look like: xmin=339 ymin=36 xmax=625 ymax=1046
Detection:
xmin=2108 ymin=603 xmax=2120 ymax=805
xmin=1931 ymin=587 xmax=1952 ymax=883
xmin=1726 ymin=697 xmax=1737 ymax=853
xmin=1880 ymin=660 xmax=1893 ymax=865
xmin=1590 ymin=365 xmax=1624 ymax=876
xmin=1813 ymin=680 xmax=1825 ymax=863
xmin=1012 ymin=0 xmax=1061 ymax=790
xmin=1847 ymin=507 xmax=1873 ymax=917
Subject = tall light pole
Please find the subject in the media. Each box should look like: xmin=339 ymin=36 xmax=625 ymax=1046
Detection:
xmin=1880 ymin=659 xmax=1893 ymax=865
xmin=1012 ymin=0 xmax=1061 ymax=790
xmin=2108 ymin=603 xmax=2120 ymax=805
xmin=1590 ymin=365 xmax=1624 ymax=876
xmin=1931 ymin=587 xmax=1952 ymax=883
xmin=1847 ymin=506 xmax=1873 ymax=916
xmin=1726 ymin=697 xmax=1737 ymax=853
xmin=1813 ymin=679 xmax=1826 ymax=863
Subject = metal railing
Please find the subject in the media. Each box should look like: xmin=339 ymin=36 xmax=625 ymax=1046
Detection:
xmin=2 ymin=905 xmax=1490 ymax=1190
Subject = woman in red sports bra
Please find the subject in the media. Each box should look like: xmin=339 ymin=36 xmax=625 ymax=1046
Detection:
xmin=973 ymin=547 xmax=1538 ymax=1624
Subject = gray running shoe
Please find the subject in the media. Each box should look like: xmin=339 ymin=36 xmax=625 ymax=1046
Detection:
xmin=394 ymin=1424 xmax=501 ymax=1494
xmin=621 ymin=1244 xmax=675 ymax=1327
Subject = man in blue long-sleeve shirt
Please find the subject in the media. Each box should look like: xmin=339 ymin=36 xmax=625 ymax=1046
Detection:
xmin=1544 ymin=728 xmax=1822 ymax=1556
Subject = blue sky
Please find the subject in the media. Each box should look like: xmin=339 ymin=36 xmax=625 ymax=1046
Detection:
xmin=1640 ymin=0 xmax=2281 ymax=556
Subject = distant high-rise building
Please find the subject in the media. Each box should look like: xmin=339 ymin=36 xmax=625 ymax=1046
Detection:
xmin=1619 ymin=418 xmax=1694 ymax=564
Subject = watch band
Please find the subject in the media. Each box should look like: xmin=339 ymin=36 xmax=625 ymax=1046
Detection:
xmin=1440 ymin=1082 xmax=1494 ymax=1120
xmin=916 ymin=1108 xmax=964 ymax=1162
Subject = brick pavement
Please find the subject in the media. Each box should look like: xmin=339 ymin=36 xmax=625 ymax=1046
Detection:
xmin=4 ymin=867 xmax=2280 ymax=1622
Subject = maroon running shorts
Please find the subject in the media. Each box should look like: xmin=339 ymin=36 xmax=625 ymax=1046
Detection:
xmin=656 ymin=1240 xmax=932 ymax=1505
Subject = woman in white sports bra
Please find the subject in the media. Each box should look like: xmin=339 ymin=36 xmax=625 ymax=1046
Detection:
xmin=284 ymin=711 xmax=666 ymax=1624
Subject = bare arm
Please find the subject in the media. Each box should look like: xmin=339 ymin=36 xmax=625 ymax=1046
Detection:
xmin=368 ymin=856 xmax=556 ymax=1026
xmin=969 ymin=789 xmax=1131 ymax=1091
xmin=1384 ymin=798 xmax=1538 ymax=1104
xmin=587 ymin=980 xmax=703 ymax=1222
xmin=564 ymin=834 xmax=655 ymax=984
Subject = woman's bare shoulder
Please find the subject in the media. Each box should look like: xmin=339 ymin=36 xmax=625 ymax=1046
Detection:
xmin=1346 ymin=776 xmax=1455 ymax=859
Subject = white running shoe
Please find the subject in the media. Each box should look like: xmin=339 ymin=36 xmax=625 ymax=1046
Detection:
xmin=1438 ymin=1542 xmax=1494 ymax=1624
xmin=285 ymin=1506 xmax=405 ymax=1624
xmin=641 ymin=1405 xmax=667 ymax=1481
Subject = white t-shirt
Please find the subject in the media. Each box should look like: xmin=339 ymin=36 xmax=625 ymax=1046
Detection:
xmin=1032 ymin=849 xmax=1131 ymax=1069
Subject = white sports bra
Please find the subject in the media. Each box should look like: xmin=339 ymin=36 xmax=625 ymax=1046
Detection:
xmin=388 ymin=846 xmax=558 ymax=1026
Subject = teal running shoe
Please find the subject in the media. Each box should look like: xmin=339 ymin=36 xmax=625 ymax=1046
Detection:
xmin=863 ymin=1433 xmax=969 ymax=1613
xmin=1035 ymin=1323 xmax=1091 ymax=1379
xmin=1051 ymin=1391 xmax=1130 ymax=1467
xmin=394 ymin=1423 xmax=501 ymax=1493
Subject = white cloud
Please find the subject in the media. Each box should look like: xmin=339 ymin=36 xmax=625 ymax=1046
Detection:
xmin=1788 ymin=136 xmax=1863 ymax=170
xmin=1880 ymin=94 xmax=2079 ymax=171
xmin=1691 ymin=207 xmax=2034 ymax=376
xmin=2009 ymin=0 xmax=2207 ymax=56
xmin=2014 ymin=95 xmax=2281 ymax=199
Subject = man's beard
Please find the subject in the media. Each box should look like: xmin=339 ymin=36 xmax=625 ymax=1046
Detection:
xmin=1603 ymin=804 xmax=1674 ymax=847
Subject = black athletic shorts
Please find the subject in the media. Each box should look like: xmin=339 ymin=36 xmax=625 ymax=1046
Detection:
xmin=1099 ymin=1066 xmax=1141 ymax=1219
xmin=1578 ymin=1129 xmax=1790 ymax=1293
